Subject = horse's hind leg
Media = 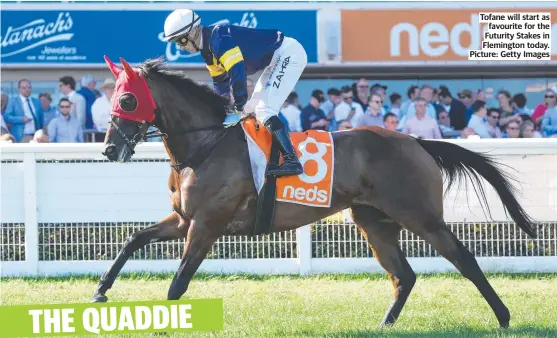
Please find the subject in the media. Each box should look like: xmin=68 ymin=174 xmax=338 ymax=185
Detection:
xmin=92 ymin=212 xmax=187 ymax=302
xmin=351 ymin=205 xmax=417 ymax=328
xmin=414 ymin=219 xmax=510 ymax=328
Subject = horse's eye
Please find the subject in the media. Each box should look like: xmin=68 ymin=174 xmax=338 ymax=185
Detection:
xmin=119 ymin=93 xmax=137 ymax=112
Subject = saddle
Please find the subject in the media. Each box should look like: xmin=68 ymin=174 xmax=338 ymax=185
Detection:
xmin=240 ymin=115 xmax=335 ymax=236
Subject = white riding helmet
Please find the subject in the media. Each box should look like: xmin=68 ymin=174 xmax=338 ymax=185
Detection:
xmin=163 ymin=9 xmax=201 ymax=42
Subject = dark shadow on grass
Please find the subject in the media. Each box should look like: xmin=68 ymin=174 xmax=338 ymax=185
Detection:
xmin=3 ymin=272 xmax=557 ymax=283
xmin=315 ymin=325 xmax=557 ymax=338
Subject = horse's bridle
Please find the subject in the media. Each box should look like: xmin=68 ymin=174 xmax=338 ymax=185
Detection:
xmin=109 ymin=112 xmax=254 ymax=162
xmin=108 ymin=116 xmax=164 ymax=156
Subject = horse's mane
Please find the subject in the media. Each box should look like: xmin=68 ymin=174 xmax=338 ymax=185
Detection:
xmin=137 ymin=58 xmax=230 ymax=121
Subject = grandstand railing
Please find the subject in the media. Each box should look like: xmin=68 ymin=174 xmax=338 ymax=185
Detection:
xmin=1 ymin=139 xmax=556 ymax=277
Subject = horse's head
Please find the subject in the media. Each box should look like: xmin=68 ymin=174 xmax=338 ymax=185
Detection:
xmin=101 ymin=55 xmax=157 ymax=162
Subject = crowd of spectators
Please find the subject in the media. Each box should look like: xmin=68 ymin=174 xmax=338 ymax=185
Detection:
xmin=1 ymin=75 xmax=116 ymax=144
xmin=2 ymin=75 xmax=557 ymax=144
xmin=276 ymin=79 xmax=557 ymax=140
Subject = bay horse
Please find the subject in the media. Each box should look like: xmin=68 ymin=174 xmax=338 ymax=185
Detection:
xmin=93 ymin=56 xmax=537 ymax=329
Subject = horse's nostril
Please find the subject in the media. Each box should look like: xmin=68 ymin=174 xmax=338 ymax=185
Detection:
xmin=104 ymin=145 xmax=116 ymax=156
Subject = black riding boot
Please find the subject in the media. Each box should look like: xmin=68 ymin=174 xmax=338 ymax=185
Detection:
xmin=264 ymin=115 xmax=303 ymax=177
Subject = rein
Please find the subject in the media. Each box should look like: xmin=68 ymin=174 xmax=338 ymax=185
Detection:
xmin=167 ymin=113 xmax=257 ymax=171
xmin=109 ymin=113 xmax=232 ymax=147
xmin=111 ymin=113 xmax=256 ymax=171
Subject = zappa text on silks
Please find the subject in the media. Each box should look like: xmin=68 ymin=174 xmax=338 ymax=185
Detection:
xmin=0 ymin=299 xmax=223 ymax=337
xmin=272 ymin=56 xmax=291 ymax=88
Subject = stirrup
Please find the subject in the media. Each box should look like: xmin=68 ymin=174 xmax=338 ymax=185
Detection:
xmin=266 ymin=164 xmax=303 ymax=177
xmin=266 ymin=153 xmax=303 ymax=177
xmin=223 ymin=112 xmax=240 ymax=127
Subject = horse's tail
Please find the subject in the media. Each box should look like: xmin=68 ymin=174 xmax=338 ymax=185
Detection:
xmin=415 ymin=138 xmax=537 ymax=239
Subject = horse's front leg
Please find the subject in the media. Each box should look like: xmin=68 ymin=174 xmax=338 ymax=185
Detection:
xmin=92 ymin=212 xmax=187 ymax=302
xmin=167 ymin=219 xmax=221 ymax=300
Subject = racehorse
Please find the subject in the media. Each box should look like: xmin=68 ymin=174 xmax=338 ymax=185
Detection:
xmin=93 ymin=56 xmax=537 ymax=329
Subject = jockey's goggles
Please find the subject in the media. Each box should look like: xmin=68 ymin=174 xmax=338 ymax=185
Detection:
xmin=172 ymin=34 xmax=193 ymax=47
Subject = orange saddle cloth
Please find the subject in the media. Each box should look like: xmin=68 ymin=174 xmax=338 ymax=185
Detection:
xmin=241 ymin=117 xmax=335 ymax=208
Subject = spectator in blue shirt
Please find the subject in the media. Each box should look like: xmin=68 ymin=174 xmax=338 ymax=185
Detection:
xmin=320 ymin=87 xmax=341 ymax=132
xmin=301 ymin=89 xmax=329 ymax=131
xmin=47 ymin=98 xmax=84 ymax=143
xmin=3 ymin=79 xmax=44 ymax=143
xmin=39 ymin=92 xmax=58 ymax=129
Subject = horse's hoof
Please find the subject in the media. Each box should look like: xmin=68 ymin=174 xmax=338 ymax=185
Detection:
xmin=378 ymin=322 xmax=394 ymax=329
xmin=499 ymin=311 xmax=510 ymax=329
xmin=91 ymin=294 xmax=108 ymax=303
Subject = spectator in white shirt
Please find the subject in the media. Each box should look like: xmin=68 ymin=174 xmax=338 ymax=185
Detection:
xmin=403 ymin=97 xmax=442 ymax=139
xmin=0 ymin=114 xmax=15 ymax=142
xmin=59 ymin=76 xmax=87 ymax=129
xmin=437 ymin=109 xmax=456 ymax=136
xmin=466 ymin=100 xmax=492 ymax=138
xmin=279 ymin=91 xmax=303 ymax=132
xmin=337 ymin=119 xmax=352 ymax=131
xmin=91 ymin=78 xmax=115 ymax=142
xmin=401 ymin=84 xmax=437 ymax=129
xmin=486 ymin=108 xmax=503 ymax=138
xmin=398 ymin=85 xmax=420 ymax=121
xmin=334 ymin=85 xmax=364 ymax=128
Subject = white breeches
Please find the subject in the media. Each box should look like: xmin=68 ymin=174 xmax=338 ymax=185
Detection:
xmin=243 ymin=37 xmax=308 ymax=124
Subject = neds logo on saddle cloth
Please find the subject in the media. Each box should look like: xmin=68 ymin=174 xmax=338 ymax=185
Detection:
xmin=242 ymin=118 xmax=334 ymax=208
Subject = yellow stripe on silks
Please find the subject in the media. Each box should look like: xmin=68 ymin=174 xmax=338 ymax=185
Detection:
xmin=219 ymin=46 xmax=244 ymax=71
xmin=206 ymin=64 xmax=225 ymax=77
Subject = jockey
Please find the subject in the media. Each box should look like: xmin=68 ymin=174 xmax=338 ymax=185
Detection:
xmin=163 ymin=9 xmax=305 ymax=177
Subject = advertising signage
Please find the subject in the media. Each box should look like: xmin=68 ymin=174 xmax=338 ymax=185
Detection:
xmin=341 ymin=8 xmax=557 ymax=63
xmin=1 ymin=9 xmax=318 ymax=66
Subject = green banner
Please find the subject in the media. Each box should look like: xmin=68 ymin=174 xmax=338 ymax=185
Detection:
xmin=0 ymin=299 xmax=223 ymax=337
